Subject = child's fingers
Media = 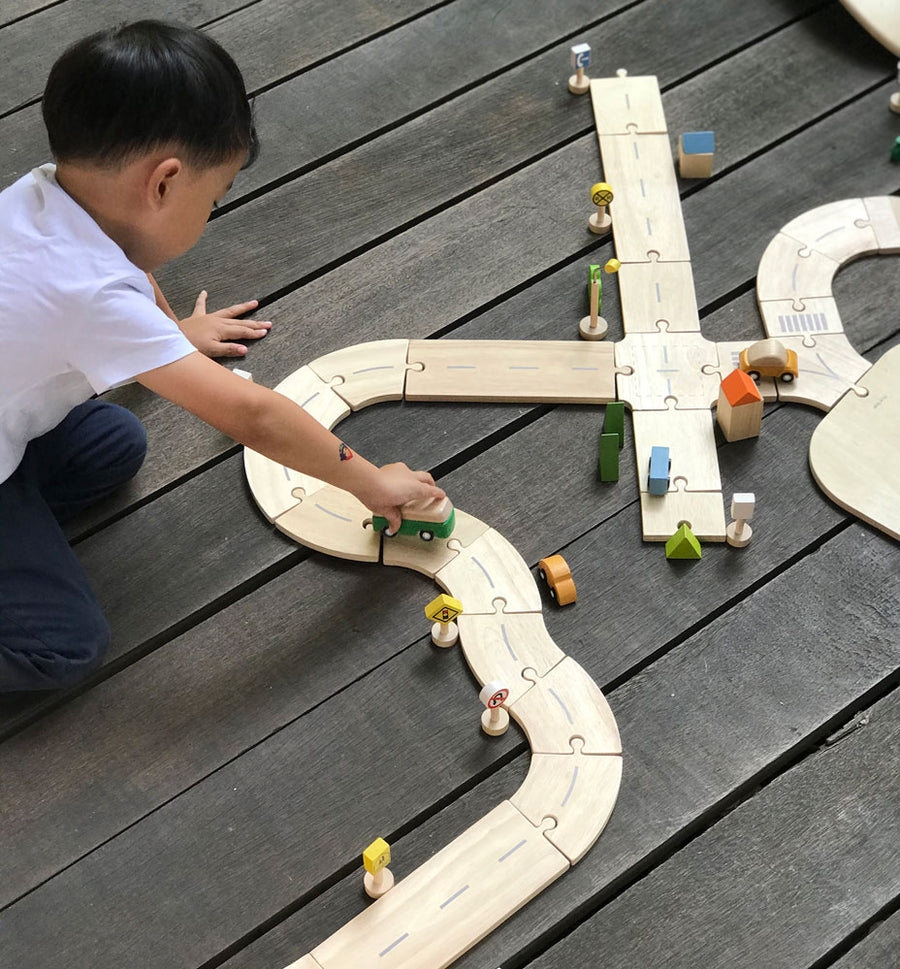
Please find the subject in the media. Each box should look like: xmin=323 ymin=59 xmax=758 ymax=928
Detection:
xmin=220 ymin=321 xmax=271 ymax=340
xmin=193 ymin=290 xmax=208 ymax=314
xmin=215 ymin=342 xmax=249 ymax=358
xmin=217 ymin=299 xmax=260 ymax=318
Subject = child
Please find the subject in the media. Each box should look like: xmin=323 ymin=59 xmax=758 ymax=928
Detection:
xmin=0 ymin=21 xmax=444 ymax=693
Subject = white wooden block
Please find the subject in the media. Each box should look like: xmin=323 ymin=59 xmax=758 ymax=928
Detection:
xmin=311 ymin=801 xmax=568 ymax=969
xmin=758 ymin=296 xmax=844 ymax=338
xmin=511 ymin=751 xmax=622 ymax=863
xmin=589 ymin=75 xmax=667 ymax=135
xmin=756 ymin=232 xmax=840 ymax=304
xmin=861 ymin=195 xmax=900 ymax=252
xmin=780 ymin=198 xmax=879 ymax=264
xmin=405 ymin=341 xmax=616 ymax=403
xmin=809 ymin=343 xmax=900 ymax=541
xmin=508 ymin=657 xmax=622 ymax=755
xmin=731 ymin=493 xmax=756 ymax=520
xmin=639 ymin=487 xmax=726 ymax=542
xmin=777 ymin=334 xmax=872 ymax=411
xmin=598 ymin=133 xmax=691 ymax=263
xmin=614 ymin=332 xmax=720 ymax=410
xmin=631 ymin=407 xmax=721 ymax=492
xmin=381 ymin=510 xmax=489 ymax=579
xmin=274 ymin=485 xmax=381 ymax=562
xmin=457 ymin=612 xmax=566 ymax=705
xmin=243 ymin=447 xmax=326 ymax=523
xmin=307 ymin=340 xmax=410 ymax=410
xmin=433 ymin=529 xmax=542 ymax=615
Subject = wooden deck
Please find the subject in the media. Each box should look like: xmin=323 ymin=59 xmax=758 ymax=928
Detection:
xmin=1 ymin=1 xmax=899 ymax=967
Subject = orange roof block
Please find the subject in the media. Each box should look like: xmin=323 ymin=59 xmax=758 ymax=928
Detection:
xmin=720 ymin=368 xmax=762 ymax=406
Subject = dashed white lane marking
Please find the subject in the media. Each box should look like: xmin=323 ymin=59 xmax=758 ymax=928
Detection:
xmin=501 ymin=623 xmax=517 ymax=662
xmin=562 ymin=765 xmax=579 ymax=807
xmin=315 ymin=504 xmax=352 ymax=522
xmin=498 ymin=838 xmax=527 ymax=863
xmin=379 ymin=934 xmax=409 ymax=958
xmin=472 ymin=557 xmax=495 ymax=587
xmin=440 ymin=885 xmax=470 ymax=909
xmin=549 ymin=688 xmax=574 ymax=724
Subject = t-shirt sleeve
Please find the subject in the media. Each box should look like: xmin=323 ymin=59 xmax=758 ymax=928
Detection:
xmin=68 ymin=277 xmax=197 ymax=393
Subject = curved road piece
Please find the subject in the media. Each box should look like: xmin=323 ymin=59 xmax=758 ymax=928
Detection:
xmin=245 ymin=345 xmax=622 ymax=969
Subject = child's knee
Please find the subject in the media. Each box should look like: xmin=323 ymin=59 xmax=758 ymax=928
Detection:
xmin=0 ymin=605 xmax=109 ymax=692
xmin=107 ymin=406 xmax=148 ymax=478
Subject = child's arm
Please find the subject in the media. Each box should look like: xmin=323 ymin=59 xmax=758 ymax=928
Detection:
xmin=148 ymin=275 xmax=270 ymax=359
xmin=136 ymin=351 xmax=444 ymax=530
xmin=147 ymin=273 xmax=180 ymax=323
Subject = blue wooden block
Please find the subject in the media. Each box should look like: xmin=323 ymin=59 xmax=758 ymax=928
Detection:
xmin=681 ymin=131 xmax=715 ymax=155
xmin=648 ymin=445 xmax=671 ymax=496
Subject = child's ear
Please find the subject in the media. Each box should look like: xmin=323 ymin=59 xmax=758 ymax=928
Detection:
xmin=149 ymin=157 xmax=183 ymax=208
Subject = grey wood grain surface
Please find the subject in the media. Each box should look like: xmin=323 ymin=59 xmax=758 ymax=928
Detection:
xmin=0 ymin=1 xmax=897 ymax=967
xmin=525 ymin=687 xmax=900 ymax=969
xmin=830 ymin=909 xmax=900 ymax=969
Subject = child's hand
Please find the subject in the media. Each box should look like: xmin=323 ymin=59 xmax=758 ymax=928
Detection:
xmin=179 ymin=290 xmax=272 ymax=358
xmin=360 ymin=463 xmax=445 ymax=533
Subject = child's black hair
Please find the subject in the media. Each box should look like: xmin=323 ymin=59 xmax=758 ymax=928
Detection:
xmin=42 ymin=20 xmax=258 ymax=170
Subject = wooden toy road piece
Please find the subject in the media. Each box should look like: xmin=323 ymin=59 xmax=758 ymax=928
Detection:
xmin=245 ymin=350 xmax=622 ymax=969
xmin=839 ymin=0 xmax=900 ymax=56
xmin=587 ymin=74 xmax=900 ymax=543
xmin=590 ymin=74 xmax=726 ymax=541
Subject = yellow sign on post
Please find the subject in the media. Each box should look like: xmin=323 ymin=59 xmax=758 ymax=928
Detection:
xmin=362 ymin=837 xmax=394 ymax=899
xmin=363 ymin=837 xmax=391 ymax=875
xmin=425 ymin=593 xmax=464 ymax=648
xmin=424 ymin=594 xmax=463 ymax=624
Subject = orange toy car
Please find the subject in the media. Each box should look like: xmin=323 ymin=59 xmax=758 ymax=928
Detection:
xmin=739 ymin=338 xmax=799 ymax=383
xmin=538 ymin=554 xmax=577 ymax=605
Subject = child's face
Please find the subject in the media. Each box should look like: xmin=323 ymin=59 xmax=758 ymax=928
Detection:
xmin=157 ymin=153 xmax=245 ymax=263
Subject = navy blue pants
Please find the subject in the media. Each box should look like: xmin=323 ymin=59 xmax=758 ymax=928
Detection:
xmin=0 ymin=400 xmax=147 ymax=692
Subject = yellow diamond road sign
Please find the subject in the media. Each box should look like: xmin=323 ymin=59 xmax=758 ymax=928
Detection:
xmin=425 ymin=593 xmax=463 ymax=624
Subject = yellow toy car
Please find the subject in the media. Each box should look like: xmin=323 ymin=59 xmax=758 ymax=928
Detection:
xmin=537 ymin=554 xmax=577 ymax=605
xmin=739 ymin=338 xmax=799 ymax=383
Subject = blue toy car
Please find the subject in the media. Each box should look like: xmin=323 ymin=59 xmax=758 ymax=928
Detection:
xmin=648 ymin=446 xmax=671 ymax=496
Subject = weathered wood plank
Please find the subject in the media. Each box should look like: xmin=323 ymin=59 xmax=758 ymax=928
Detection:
xmin=2 ymin=524 xmax=894 ymax=969
xmin=162 ymin=1 xmax=883 ymax=311
xmin=524 ymin=689 xmax=900 ymax=969
xmin=0 ymin=0 xmax=56 ymax=29
xmin=0 ymin=0 xmax=444 ymax=117
xmin=830 ymin=909 xmax=900 ymax=969
xmin=207 ymin=0 xmax=448 ymax=95
xmin=0 ymin=0 xmax=244 ymax=115
xmin=0 ymin=0 xmax=831 ymax=191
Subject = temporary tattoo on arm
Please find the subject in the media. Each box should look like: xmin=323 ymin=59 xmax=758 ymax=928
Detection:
xmin=339 ymin=442 xmax=354 ymax=461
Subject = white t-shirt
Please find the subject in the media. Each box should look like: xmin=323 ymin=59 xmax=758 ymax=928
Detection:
xmin=0 ymin=164 xmax=196 ymax=483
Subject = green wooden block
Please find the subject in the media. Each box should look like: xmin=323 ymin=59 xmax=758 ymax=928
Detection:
xmin=598 ymin=432 xmax=619 ymax=481
xmin=665 ymin=523 xmax=702 ymax=559
xmin=603 ymin=400 xmax=625 ymax=448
